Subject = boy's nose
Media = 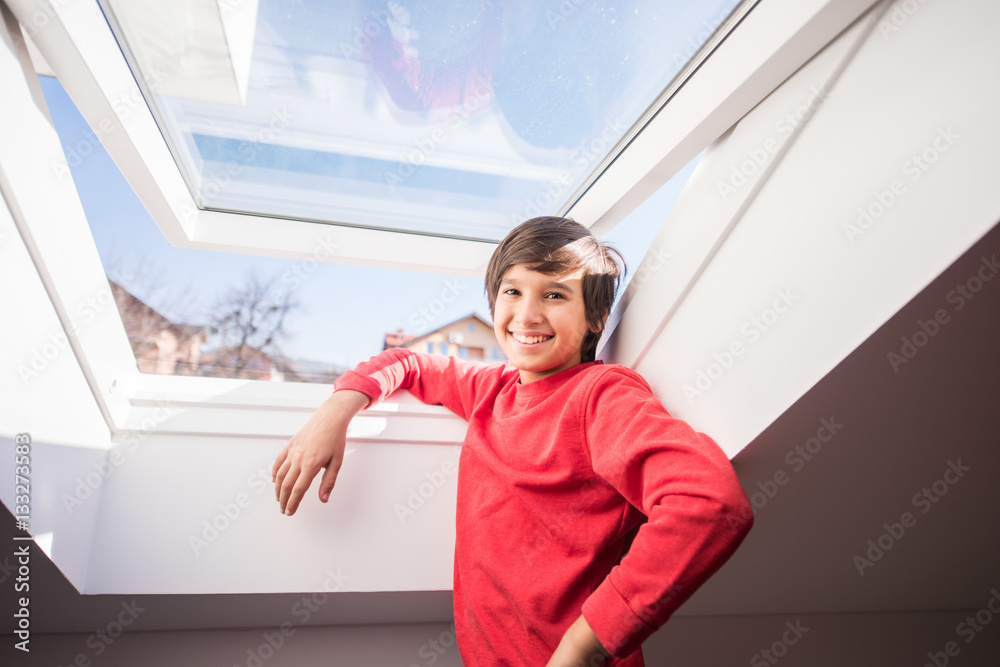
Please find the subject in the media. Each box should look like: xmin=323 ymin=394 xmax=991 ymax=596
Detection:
xmin=515 ymin=300 xmax=543 ymax=325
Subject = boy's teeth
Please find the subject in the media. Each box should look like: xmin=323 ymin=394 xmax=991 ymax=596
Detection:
xmin=512 ymin=332 xmax=549 ymax=344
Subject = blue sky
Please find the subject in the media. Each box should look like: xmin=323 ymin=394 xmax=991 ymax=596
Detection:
xmin=40 ymin=76 xmax=497 ymax=369
xmin=39 ymin=75 xmax=693 ymax=372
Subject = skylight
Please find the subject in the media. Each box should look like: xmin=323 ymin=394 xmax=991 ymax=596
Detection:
xmin=39 ymin=74 xmax=698 ymax=384
xmin=98 ymin=0 xmax=745 ymax=241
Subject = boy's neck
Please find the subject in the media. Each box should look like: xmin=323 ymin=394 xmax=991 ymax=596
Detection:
xmin=517 ymin=354 xmax=588 ymax=384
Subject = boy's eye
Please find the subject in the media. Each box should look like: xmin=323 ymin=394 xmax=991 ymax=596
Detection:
xmin=544 ymin=292 xmax=566 ymax=299
xmin=503 ymin=288 xmax=520 ymax=296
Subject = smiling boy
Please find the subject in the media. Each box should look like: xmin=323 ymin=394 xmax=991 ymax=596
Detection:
xmin=272 ymin=217 xmax=753 ymax=666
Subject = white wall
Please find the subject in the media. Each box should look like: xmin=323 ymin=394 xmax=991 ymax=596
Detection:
xmin=0 ymin=186 xmax=113 ymax=592
xmin=1 ymin=7 xmax=468 ymax=596
xmin=0 ymin=140 xmax=465 ymax=600
xmin=606 ymin=0 xmax=1000 ymax=457
xmin=84 ymin=435 xmax=461 ymax=594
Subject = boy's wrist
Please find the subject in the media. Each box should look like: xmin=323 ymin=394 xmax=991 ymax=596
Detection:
xmin=546 ymin=614 xmax=612 ymax=667
xmin=328 ymin=388 xmax=371 ymax=413
xmin=572 ymin=615 xmax=611 ymax=658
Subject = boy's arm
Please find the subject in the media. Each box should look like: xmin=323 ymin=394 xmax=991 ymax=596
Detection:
xmin=273 ymin=389 xmax=368 ymax=515
xmin=580 ymin=368 xmax=754 ymax=658
xmin=273 ymin=348 xmax=492 ymax=515
xmin=332 ymin=347 xmax=492 ymax=421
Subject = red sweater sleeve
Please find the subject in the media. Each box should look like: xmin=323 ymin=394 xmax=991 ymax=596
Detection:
xmin=332 ymin=348 xmax=494 ymax=420
xmin=580 ymin=367 xmax=753 ymax=657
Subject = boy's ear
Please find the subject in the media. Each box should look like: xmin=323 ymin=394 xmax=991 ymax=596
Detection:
xmin=589 ymin=308 xmax=609 ymax=333
xmin=594 ymin=308 xmax=611 ymax=333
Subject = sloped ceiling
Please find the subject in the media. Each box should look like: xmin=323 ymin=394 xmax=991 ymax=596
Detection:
xmin=686 ymin=220 xmax=1000 ymax=614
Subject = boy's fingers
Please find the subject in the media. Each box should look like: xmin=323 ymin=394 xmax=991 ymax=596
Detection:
xmin=284 ymin=472 xmax=314 ymax=516
xmin=318 ymin=462 xmax=341 ymax=502
xmin=271 ymin=443 xmax=290 ymax=482
xmin=278 ymin=463 xmax=300 ymax=513
xmin=274 ymin=457 xmax=292 ymax=501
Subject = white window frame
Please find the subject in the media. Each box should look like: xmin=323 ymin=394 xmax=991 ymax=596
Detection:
xmin=11 ymin=0 xmax=878 ymax=269
xmin=2 ymin=0 xmax=879 ymax=440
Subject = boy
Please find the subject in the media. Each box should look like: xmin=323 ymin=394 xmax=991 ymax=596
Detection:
xmin=272 ymin=217 xmax=753 ymax=666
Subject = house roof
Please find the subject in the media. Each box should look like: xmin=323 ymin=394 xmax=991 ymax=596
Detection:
xmin=391 ymin=312 xmax=495 ymax=348
xmin=109 ymin=280 xmax=206 ymax=341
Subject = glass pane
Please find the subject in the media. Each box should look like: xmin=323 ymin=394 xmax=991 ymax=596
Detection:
xmin=604 ymin=152 xmax=702 ymax=298
xmin=99 ymin=0 xmax=744 ymax=240
xmin=40 ymin=76 xmax=493 ymax=383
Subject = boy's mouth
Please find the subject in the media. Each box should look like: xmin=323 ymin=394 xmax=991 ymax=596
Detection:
xmin=509 ymin=331 xmax=553 ymax=345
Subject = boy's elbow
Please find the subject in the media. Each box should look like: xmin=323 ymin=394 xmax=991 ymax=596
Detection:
xmin=733 ymin=489 xmax=755 ymax=537
xmin=711 ymin=479 xmax=755 ymax=544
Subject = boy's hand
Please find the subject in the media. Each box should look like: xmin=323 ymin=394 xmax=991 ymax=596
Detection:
xmin=272 ymin=390 xmax=369 ymax=515
xmin=545 ymin=614 xmax=612 ymax=667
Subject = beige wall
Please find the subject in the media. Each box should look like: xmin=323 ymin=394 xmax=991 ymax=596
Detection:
xmin=404 ymin=317 xmax=504 ymax=362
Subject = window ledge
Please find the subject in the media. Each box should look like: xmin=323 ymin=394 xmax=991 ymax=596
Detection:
xmin=119 ymin=372 xmax=467 ymax=444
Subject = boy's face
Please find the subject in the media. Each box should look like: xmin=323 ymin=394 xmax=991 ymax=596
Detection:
xmin=493 ymin=263 xmax=597 ymax=384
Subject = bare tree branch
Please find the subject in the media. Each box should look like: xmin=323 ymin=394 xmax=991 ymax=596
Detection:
xmin=207 ymin=271 xmax=303 ymax=378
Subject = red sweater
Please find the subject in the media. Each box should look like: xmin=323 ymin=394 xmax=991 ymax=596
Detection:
xmin=334 ymin=349 xmax=752 ymax=666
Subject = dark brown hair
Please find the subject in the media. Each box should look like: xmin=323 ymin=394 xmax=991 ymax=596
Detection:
xmin=486 ymin=217 xmax=626 ymax=363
